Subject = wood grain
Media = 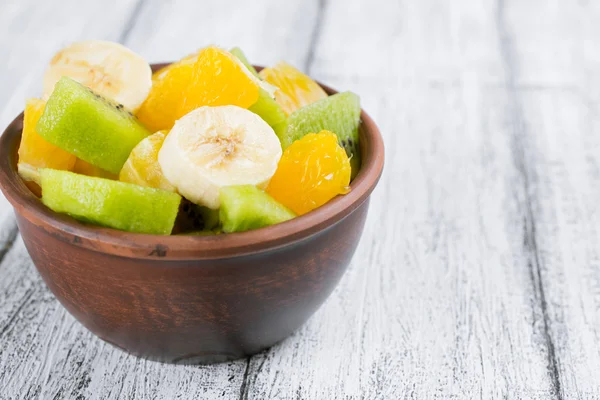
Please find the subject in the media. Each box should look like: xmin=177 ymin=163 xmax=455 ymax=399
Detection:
xmin=122 ymin=0 xmax=321 ymax=68
xmin=499 ymin=0 xmax=600 ymax=398
xmin=1 ymin=0 xmax=600 ymax=398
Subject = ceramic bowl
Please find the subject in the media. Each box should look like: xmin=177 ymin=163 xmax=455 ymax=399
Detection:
xmin=0 ymin=64 xmax=384 ymax=363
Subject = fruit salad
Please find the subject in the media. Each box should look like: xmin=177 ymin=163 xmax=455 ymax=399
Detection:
xmin=17 ymin=41 xmax=362 ymax=235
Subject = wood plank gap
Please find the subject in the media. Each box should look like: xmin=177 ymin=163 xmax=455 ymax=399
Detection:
xmin=304 ymin=0 xmax=328 ymax=73
xmin=118 ymin=0 xmax=147 ymax=45
xmin=0 ymin=224 xmax=19 ymax=266
xmin=496 ymin=0 xmax=562 ymax=398
xmin=237 ymin=357 xmax=251 ymax=400
xmin=0 ymin=288 xmax=34 ymax=340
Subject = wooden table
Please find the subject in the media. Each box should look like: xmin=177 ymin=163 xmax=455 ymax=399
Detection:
xmin=1 ymin=0 xmax=599 ymax=398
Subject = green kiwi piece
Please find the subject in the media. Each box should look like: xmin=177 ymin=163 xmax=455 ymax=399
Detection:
xmin=198 ymin=205 xmax=220 ymax=231
xmin=283 ymin=91 xmax=361 ymax=178
xmin=230 ymin=47 xmax=260 ymax=78
xmin=249 ymin=89 xmax=287 ymax=144
xmin=219 ymin=185 xmax=295 ymax=233
xmin=40 ymin=168 xmax=181 ymax=235
xmin=36 ymin=77 xmax=151 ymax=174
xmin=230 ymin=47 xmax=288 ymax=142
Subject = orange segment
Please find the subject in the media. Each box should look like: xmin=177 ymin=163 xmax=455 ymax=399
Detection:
xmin=119 ymin=130 xmax=175 ymax=191
xmin=73 ymin=159 xmax=117 ymax=180
xmin=17 ymin=98 xmax=76 ymax=183
xmin=179 ymin=47 xmax=260 ymax=116
xmin=135 ymin=55 xmax=197 ymax=132
xmin=135 ymin=47 xmax=261 ymax=132
xmin=267 ymin=130 xmax=351 ymax=215
xmin=259 ymin=61 xmax=328 ymax=115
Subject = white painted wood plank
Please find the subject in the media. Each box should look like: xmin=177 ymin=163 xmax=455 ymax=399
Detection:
xmin=518 ymin=92 xmax=600 ymax=399
xmin=243 ymin=0 xmax=557 ymax=398
xmin=123 ymin=0 xmax=321 ymax=69
xmin=501 ymin=0 xmax=600 ymax=397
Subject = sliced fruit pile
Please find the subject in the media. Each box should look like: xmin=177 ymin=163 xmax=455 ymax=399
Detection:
xmin=17 ymin=41 xmax=362 ymax=235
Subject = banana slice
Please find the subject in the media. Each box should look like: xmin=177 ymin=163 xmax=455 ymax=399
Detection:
xmin=42 ymin=40 xmax=152 ymax=111
xmin=158 ymin=105 xmax=282 ymax=209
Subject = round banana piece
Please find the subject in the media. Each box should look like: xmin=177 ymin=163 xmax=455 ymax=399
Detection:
xmin=158 ymin=105 xmax=282 ymax=209
xmin=42 ymin=40 xmax=152 ymax=111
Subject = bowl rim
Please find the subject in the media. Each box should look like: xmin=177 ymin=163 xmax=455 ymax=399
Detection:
xmin=0 ymin=63 xmax=384 ymax=260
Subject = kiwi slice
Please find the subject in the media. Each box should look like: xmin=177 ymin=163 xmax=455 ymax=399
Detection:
xmin=230 ymin=47 xmax=260 ymax=78
xmin=230 ymin=48 xmax=287 ymax=142
xmin=249 ymin=89 xmax=287 ymax=144
xmin=219 ymin=185 xmax=295 ymax=233
xmin=40 ymin=168 xmax=181 ymax=235
xmin=36 ymin=77 xmax=151 ymax=174
xmin=283 ymin=91 xmax=361 ymax=178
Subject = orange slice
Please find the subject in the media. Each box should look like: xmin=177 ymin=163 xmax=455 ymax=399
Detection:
xmin=73 ymin=159 xmax=117 ymax=180
xmin=17 ymin=98 xmax=76 ymax=184
xmin=267 ymin=130 xmax=350 ymax=215
xmin=179 ymin=47 xmax=262 ymax=117
xmin=259 ymin=62 xmax=328 ymax=115
xmin=135 ymin=55 xmax=197 ymax=132
xmin=119 ymin=130 xmax=175 ymax=191
xmin=136 ymin=47 xmax=263 ymax=131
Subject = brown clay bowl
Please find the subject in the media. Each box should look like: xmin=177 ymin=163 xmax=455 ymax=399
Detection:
xmin=0 ymin=63 xmax=384 ymax=364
